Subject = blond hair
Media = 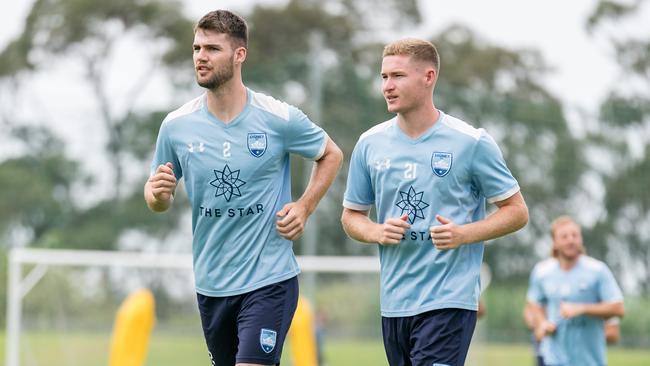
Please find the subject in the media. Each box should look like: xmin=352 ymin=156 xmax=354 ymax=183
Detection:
xmin=550 ymin=215 xmax=585 ymax=257
xmin=383 ymin=38 xmax=440 ymax=73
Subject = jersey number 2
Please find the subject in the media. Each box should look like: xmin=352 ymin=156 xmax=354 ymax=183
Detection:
xmin=223 ymin=142 xmax=231 ymax=158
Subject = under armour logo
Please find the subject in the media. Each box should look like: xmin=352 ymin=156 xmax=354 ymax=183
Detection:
xmin=188 ymin=142 xmax=205 ymax=153
xmin=375 ymin=158 xmax=391 ymax=171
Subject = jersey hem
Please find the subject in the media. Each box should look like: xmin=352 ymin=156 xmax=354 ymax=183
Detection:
xmin=487 ymin=184 xmax=520 ymax=204
xmin=380 ymin=301 xmax=478 ymax=317
xmin=343 ymin=200 xmax=373 ymax=211
xmin=195 ymin=270 xmax=300 ymax=297
xmin=310 ymin=133 xmax=328 ymax=161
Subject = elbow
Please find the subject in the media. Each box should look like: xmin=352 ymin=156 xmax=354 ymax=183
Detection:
xmin=340 ymin=210 xmax=352 ymax=239
xmin=614 ymin=302 xmax=625 ymax=318
xmin=519 ymin=204 xmax=529 ymax=230
xmin=331 ymin=143 xmax=344 ymax=171
xmin=514 ymin=200 xmax=529 ymax=231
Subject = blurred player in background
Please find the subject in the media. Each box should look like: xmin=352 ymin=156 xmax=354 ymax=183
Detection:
xmin=341 ymin=38 xmax=528 ymax=366
xmin=523 ymin=235 xmax=622 ymax=366
xmin=145 ymin=9 xmax=342 ymax=366
xmin=526 ymin=215 xmax=624 ymax=366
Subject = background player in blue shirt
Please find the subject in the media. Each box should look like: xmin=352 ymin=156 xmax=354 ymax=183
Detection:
xmin=527 ymin=216 xmax=624 ymax=366
xmin=144 ymin=10 xmax=342 ymax=366
xmin=341 ymin=38 xmax=528 ymax=366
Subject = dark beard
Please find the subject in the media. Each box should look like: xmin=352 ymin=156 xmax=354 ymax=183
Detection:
xmin=197 ymin=62 xmax=234 ymax=90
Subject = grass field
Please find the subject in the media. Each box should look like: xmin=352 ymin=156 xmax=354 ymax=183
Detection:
xmin=1 ymin=332 xmax=649 ymax=365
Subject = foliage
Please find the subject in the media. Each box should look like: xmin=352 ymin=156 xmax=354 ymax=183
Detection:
xmin=584 ymin=0 xmax=650 ymax=293
xmin=1 ymin=0 xmax=650 ymax=335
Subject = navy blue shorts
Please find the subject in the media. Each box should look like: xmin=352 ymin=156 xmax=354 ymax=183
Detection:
xmin=197 ymin=276 xmax=299 ymax=365
xmin=382 ymin=308 xmax=477 ymax=366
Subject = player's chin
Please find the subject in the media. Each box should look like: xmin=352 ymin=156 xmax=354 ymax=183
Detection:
xmin=386 ymin=103 xmax=400 ymax=113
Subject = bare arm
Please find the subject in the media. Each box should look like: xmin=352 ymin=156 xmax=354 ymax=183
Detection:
xmin=144 ymin=162 xmax=177 ymax=212
xmin=276 ymin=137 xmax=343 ymax=240
xmin=560 ymin=301 xmax=624 ymax=320
xmin=523 ymin=302 xmax=538 ymax=330
xmin=430 ymin=191 xmax=528 ymax=250
xmin=341 ymin=208 xmax=411 ymax=245
xmin=527 ymin=301 xmax=556 ymax=342
xmin=605 ymin=318 xmax=621 ymax=345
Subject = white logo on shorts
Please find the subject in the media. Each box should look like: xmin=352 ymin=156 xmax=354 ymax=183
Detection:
xmin=260 ymin=328 xmax=277 ymax=354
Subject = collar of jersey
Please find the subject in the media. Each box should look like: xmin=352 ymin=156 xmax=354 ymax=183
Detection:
xmin=200 ymin=88 xmax=252 ymax=128
xmin=393 ymin=109 xmax=445 ymax=144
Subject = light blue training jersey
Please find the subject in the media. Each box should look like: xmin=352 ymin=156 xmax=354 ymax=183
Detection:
xmin=150 ymin=88 xmax=326 ymax=297
xmin=527 ymin=256 xmax=623 ymax=366
xmin=343 ymin=111 xmax=520 ymax=317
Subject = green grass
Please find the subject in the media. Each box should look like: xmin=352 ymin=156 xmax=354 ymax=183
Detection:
xmin=0 ymin=332 xmax=648 ymax=365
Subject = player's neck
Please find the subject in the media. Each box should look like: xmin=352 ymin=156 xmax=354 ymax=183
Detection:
xmin=397 ymin=105 xmax=440 ymax=139
xmin=205 ymin=78 xmax=247 ymax=124
xmin=558 ymin=254 xmax=580 ymax=271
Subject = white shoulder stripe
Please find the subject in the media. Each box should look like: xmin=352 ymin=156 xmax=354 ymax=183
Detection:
xmin=535 ymin=258 xmax=558 ymax=277
xmin=343 ymin=200 xmax=373 ymax=211
xmin=250 ymin=90 xmax=290 ymax=121
xmin=442 ymin=113 xmax=482 ymax=140
xmin=359 ymin=119 xmax=394 ymax=142
xmin=163 ymin=94 xmax=204 ymax=123
xmin=581 ymin=256 xmax=605 ymax=271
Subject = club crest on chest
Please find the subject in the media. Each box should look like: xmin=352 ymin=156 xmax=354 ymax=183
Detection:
xmin=248 ymin=132 xmax=267 ymax=157
xmin=431 ymin=151 xmax=452 ymax=177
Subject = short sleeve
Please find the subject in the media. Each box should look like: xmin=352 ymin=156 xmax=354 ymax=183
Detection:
xmin=527 ymin=265 xmax=546 ymax=305
xmin=597 ymin=265 xmax=624 ymax=303
xmin=149 ymin=121 xmax=182 ymax=180
xmin=471 ymin=130 xmax=520 ymax=203
xmin=285 ymin=106 xmax=327 ymax=160
xmin=342 ymin=140 xmax=374 ymax=211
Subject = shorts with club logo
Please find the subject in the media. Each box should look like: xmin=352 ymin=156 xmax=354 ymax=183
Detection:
xmin=382 ymin=307 xmax=477 ymax=366
xmin=197 ymin=276 xmax=299 ymax=365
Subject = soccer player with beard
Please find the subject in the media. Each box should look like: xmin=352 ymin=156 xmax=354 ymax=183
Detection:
xmin=144 ymin=10 xmax=342 ymax=366
xmin=527 ymin=216 xmax=624 ymax=366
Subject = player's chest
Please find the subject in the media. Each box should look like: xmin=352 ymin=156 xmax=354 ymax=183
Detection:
xmin=367 ymin=142 xmax=471 ymax=185
xmin=176 ymin=126 xmax=284 ymax=176
xmin=543 ymin=274 xmax=599 ymax=302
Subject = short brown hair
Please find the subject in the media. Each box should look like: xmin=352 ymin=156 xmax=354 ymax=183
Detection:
xmin=194 ymin=10 xmax=248 ymax=48
xmin=383 ymin=38 xmax=440 ymax=73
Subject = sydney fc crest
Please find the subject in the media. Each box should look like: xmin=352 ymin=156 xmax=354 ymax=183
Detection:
xmin=248 ymin=133 xmax=267 ymax=157
xmin=431 ymin=152 xmax=452 ymax=177
xmin=260 ymin=328 xmax=277 ymax=354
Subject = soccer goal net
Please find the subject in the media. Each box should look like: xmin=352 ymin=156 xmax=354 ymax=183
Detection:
xmin=5 ymin=248 xmax=489 ymax=366
xmin=4 ymin=248 xmax=386 ymax=366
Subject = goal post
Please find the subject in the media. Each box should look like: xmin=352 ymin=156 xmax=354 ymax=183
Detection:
xmin=4 ymin=247 xmax=380 ymax=366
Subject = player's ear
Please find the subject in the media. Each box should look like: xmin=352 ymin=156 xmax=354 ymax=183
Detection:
xmin=234 ymin=46 xmax=247 ymax=65
xmin=425 ymin=68 xmax=436 ymax=86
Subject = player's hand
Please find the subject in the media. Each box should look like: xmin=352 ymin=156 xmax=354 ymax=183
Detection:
xmin=276 ymin=202 xmax=309 ymax=241
xmin=376 ymin=214 xmax=410 ymax=245
xmin=560 ymin=302 xmax=584 ymax=319
xmin=430 ymin=215 xmax=465 ymax=250
xmin=148 ymin=162 xmax=177 ymax=202
xmin=534 ymin=319 xmax=557 ymax=342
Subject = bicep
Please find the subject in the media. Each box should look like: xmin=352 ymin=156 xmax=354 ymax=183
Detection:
xmin=341 ymin=208 xmax=370 ymax=223
xmin=494 ymin=191 xmax=526 ymax=209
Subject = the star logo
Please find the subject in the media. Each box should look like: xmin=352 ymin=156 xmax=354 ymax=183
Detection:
xmin=209 ymin=164 xmax=246 ymax=202
xmin=396 ymin=186 xmax=430 ymax=224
